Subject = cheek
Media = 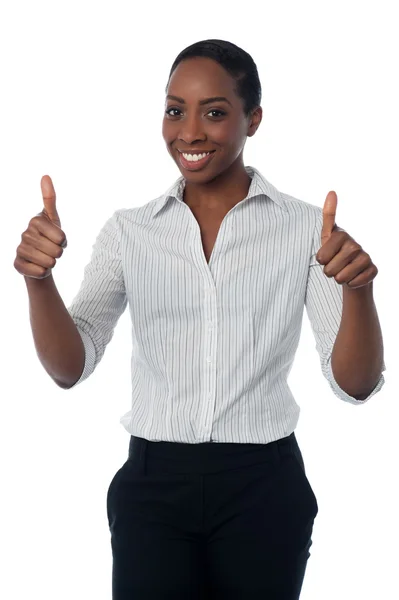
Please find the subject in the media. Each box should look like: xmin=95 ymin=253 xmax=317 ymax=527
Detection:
xmin=162 ymin=119 xmax=173 ymax=144
xmin=216 ymin=129 xmax=247 ymax=165
xmin=217 ymin=119 xmax=247 ymax=148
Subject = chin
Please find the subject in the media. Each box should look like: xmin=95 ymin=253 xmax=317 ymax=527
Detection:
xmin=176 ymin=164 xmax=221 ymax=185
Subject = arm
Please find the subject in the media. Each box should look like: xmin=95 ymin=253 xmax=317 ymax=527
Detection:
xmin=24 ymin=209 xmax=127 ymax=390
xmin=331 ymin=282 xmax=384 ymax=400
xmin=305 ymin=208 xmax=386 ymax=404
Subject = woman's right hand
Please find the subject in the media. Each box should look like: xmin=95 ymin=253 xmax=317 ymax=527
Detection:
xmin=14 ymin=175 xmax=68 ymax=279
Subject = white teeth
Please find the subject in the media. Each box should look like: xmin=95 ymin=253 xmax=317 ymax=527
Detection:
xmin=182 ymin=152 xmax=210 ymax=162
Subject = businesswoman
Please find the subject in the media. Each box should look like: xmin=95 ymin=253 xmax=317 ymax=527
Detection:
xmin=108 ymin=40 xmax=318 ymax=600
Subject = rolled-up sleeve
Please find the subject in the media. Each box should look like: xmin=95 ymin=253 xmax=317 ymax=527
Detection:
xmin=305 ymin=207 xmax=386 ymax=405
xmin=66 ymin=210 xmax=128 ymax=388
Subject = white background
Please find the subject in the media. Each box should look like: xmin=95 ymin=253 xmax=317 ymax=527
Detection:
xmin=1 ymin=1 xmax=396 ymax=598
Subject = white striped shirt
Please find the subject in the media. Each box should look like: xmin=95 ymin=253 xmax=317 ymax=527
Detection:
xmin=67 ymin=166 xmax=386 ymax=443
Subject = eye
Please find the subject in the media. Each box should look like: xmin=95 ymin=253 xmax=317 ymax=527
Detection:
xmin=207 ymin=109 xmax=226 ymax=118
xmin=165 ymin=107 xmax=182 ymax=117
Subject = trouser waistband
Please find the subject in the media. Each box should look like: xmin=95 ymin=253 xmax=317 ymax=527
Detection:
xmin=128 ymin=432 xmax=302 ymax=476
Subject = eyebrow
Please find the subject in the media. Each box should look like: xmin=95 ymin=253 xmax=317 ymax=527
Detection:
xmin=166 ymin=95 xmax=233 ymax=107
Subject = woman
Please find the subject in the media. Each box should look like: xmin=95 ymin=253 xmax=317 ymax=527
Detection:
xmin=104 ymin=40 xmax=318 ymax=600
xmin=15 ymin=39 xmax=384 ymax=600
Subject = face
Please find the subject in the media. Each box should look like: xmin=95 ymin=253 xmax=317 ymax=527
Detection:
xmin=162 ymin=57 xmax=262 ymax=184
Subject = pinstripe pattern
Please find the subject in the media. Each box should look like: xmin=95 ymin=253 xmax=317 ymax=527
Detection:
xmin=67 ymin=166 xmax=385 ymax=443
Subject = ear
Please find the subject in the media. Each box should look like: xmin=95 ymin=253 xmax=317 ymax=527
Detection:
xmin=247 ymin=106 xmax=263 ymax=137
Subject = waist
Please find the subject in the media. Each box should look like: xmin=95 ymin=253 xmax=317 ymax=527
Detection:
xmin=128 ymin=432 xmax=301 ymax=475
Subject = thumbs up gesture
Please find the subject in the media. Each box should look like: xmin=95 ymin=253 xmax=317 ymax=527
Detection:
xmin=14 ymin=175 xmax=68 ymax=279
xmin=315 ymin=191 xmax=378 ymax=289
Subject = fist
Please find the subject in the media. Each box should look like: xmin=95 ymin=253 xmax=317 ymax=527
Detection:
xmin=14 ymin=175 xmax=68 ymax=279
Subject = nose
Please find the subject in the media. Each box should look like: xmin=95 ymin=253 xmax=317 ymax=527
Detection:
xmin=178 ymin=114 xmax=206 ymax=145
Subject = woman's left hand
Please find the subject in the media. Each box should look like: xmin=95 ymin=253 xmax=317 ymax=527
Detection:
xmin=315 ymin=191 xmax=378 ymax=290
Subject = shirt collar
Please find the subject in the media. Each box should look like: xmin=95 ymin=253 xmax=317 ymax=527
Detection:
xmin=151 ymin=165 xmax=288 ymax=218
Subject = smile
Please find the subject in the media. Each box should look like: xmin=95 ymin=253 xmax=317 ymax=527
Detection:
xmin=177 ymin=150 xmax=216 ymax=171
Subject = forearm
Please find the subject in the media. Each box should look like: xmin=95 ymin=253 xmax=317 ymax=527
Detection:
xmin=331 ymin=281 xmax=384 ymax=400
xmin=24 ymin=274 xmax=85 ymax=388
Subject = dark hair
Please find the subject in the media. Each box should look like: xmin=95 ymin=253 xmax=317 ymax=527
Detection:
xmin=166 ymin=39 xmax=262 ymax=116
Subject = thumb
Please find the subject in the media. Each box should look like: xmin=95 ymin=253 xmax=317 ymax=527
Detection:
xmin=41 ymin=175 xmax=61 ymax=227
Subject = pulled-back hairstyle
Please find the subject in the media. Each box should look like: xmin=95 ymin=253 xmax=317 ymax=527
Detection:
xmin=166 ymin=39 xmax=262 ymax=116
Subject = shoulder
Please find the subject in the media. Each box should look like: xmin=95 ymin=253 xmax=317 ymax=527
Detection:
xmin=111 ymin=193 xmax=166 ymax=226
xmin=277 ymin=188 xmax=323 ymax=238
xmin=276 ymin=192 xmax=324 ymax=258
xmin=279 ymin=189 xmax=323 ymax=223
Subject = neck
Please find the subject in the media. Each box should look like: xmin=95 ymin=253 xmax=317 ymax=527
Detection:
xmin=183 ymin=161 xmax=251 ymax=211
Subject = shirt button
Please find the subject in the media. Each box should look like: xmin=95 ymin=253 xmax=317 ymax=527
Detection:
xmin=206 ymin=357 xmax=212 ymax=363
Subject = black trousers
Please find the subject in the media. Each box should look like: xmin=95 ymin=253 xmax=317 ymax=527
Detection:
xmin=107 ymin=432 xmax=318 ymax=599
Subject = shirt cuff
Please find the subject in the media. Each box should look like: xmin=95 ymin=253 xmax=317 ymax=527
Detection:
xmin=325 ymin=355 xmax=386 ymax=405
xmin=67 ymin=327 xmax=96 ymax=389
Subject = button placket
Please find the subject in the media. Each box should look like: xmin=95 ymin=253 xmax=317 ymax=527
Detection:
xmin=198 ymin=282 xmax=218 ymax=438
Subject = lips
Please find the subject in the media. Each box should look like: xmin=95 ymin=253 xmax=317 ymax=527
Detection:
xmin=178 ymin=150 xmax=216 ymax=172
